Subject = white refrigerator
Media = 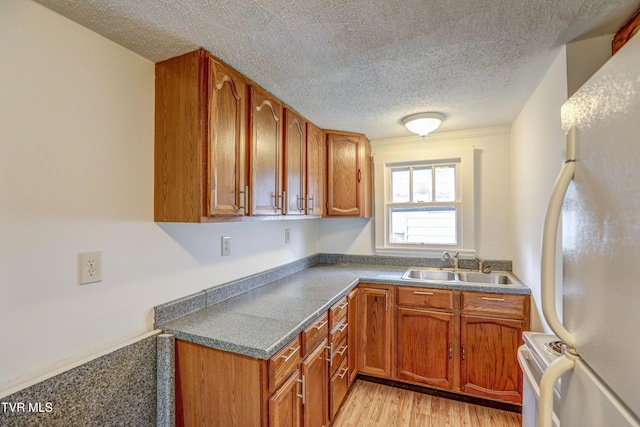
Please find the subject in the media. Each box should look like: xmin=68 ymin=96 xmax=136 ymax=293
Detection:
xmin=538 ymin=32 xmax=640 ymax=427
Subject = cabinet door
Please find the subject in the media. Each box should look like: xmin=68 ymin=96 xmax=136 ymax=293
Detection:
xmin=250 ymin=86 xmax=283 ymax=216
xmin=396 ymin=307 xmax=453 ymax=389
xmin=269 ymin=370 xmax=302 ymax=427
xmin=301 ymin=339 xmax=328 ymax=427
xmin=207 ymin=57 xmax=247 ymax=217
xmin=329 ymin=359 xmax=349 ymax=421
xmin=460 ymin=314 xmax=524 ymax=403
xmin=358 ymin=286 xmax=392 ymax=378
xmin=283 ymin=108 xmax=306 ymax=216
xmin=326 ymin=132 xmax=361 ymax=216
xmin=347 ymin=288 xmax=358 ymax=385
xmin=305 ymin=123 xmax=324 ymax=216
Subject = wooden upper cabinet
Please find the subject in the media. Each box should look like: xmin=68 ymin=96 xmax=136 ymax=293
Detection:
xmin=154 ymin=49 xmax=248 ymax=222
xmin=250 ymin=85 xmax=283 ymax=216
xmin=306 ymin=123 xmax=324 ymax=216
xmin=325 ymin=131 xmax=371 ymax=217
xmin=283 ymin=108 xmax=306 ymax=216
xmin=208 ymin=58 xmax=248 ymax=217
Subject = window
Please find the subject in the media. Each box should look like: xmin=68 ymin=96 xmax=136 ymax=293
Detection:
xmin=389 ymin=163 xmax=458 ymax=245
xmin=374 ymin=147 xmax=475 ymax=257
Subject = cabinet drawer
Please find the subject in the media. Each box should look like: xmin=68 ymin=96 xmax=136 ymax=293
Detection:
xmin=461 ymin=292 xmax=528 ymax=318
xmin=330 ymin=358 xmax=349 ymax=420
xmin=269 ymin=335 xmax=301 ymax=393
xmin=329 ymin=296 xmax=348 ymax=329
xmin=302 ymin=312 xmax=328 ymax=357
xmin=396 ymin=287 xmax=453 ymax=311
xmin=330 ymin=337 xmax=348 ymax=376
xmin=330 ymin=318 xmax=348 ymax=350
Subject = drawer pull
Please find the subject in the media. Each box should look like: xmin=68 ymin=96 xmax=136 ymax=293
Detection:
xmin=481 ymin=297 xmax=505 ymax=301
xmin=314 ymin=320 xmax=328 ymax=330
xmin=280 ymin=345 xmax=300 ymax=362
xmin=337 ymin=322 xmax=348 ymax=333
xmin=336 ymin=345 xmax=348 ymax=356
xmin=338 ymin=367 xmax=348 ymax=379
xmin=449 ymin=343 xmax=453 ymax=360
xmin=297 ymin=376 xmax=305 ymax=404
xmin=413 ymin=291 xmax=434 ymax=296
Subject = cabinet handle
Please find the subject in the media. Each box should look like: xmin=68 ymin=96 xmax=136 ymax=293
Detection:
xmin=280 ymin=345 xmax=300 ymax=362
xmin=385 ymin=293 xmax=389 ymax=311
xmin=297 ymin=376 xmax=305 ymax=404
xmin=357 ymin=169 xmax=362 ymax=182
xmin=326 ymin=344 xmax=333 ymax=362
xmin=462 ymin=345 xmax=466 ymax=362
xmin=449 ymin=343 xmax=453 ymax=360
xmin=338 ymin=367 xmax=349 ymax=379
xmin=337 ymin=322 xmax=348 ymax=333
xmin=314 ymin=320 xmax=328 ymax=330
xmin=238 ymin=185 xmax=249 ymax=212
xmin=282 ymin=190 xmax=287 ymax=214
xmin=481 ymin=297 xmax=505 ymax=301
xmin=413 ymin=291 xmax=434 ymax=296
xmin=306 ymin=194 xmax=314 ymax=214
xmin=336 ymin=345 xmax=348 ymax=356
xmin=338 ymin=301 xmax=348 ymax=310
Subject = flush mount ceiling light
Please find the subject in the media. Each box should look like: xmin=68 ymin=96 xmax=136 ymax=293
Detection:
xmin=402 ymin=112 xmax=445 ymax=137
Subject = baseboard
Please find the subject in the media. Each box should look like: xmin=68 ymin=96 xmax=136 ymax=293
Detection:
xmin=357 ymin=374 xmax=522 ymax=414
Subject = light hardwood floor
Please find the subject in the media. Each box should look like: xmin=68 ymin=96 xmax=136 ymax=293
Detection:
xmin=332 ymin=380 xmax=522 ymax=427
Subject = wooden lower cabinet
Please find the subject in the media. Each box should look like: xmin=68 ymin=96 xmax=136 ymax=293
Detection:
xmin=329 ymin=359 xmax=349 ymax=420
xmin=396 ymin=307 xmax=454 ymax=389
xmin=357 ymin=285 xmax=529 ymax=406
xmin=176 ymin=307 xmax=353 ymax=427
xmin=347 ymin=288 xmax=359 ymax=385
xmin=301 ymin=339 xmax=328 ymax=427
xmin=175 ymin=340 xmax=268 ymax=427
xmin=460 ymin=314 xmax=525 ymax=403
xmin=270 ymin=370 xmax=303 ymax=427
xmin=358 ymin=285 xmax=392 ymax=378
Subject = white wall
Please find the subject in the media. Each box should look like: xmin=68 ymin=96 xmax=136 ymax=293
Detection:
xmin=510 ymin=47 xmax=567 ymax=332
xmin=319 ymin=127 xmax=513 ymax=260
xmin=0 ymin=0 xmax=318 ymax=394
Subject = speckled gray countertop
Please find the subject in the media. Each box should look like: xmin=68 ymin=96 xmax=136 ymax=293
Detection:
xmin=159 ymin=263 xmax=530 ymax=360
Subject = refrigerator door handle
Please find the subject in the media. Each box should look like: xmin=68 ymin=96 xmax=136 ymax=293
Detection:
xmin=541 ymin=128 xmax=576 ymax=348
xmin=540 ymin=353 xmax=575 ymax=427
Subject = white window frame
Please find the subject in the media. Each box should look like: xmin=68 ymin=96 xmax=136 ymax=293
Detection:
xmin=374 ymin=147 xmax=476 ymax=257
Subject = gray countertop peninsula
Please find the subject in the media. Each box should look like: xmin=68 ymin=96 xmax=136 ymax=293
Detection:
xmin=158 ymin=260 xmax=530 ymax=360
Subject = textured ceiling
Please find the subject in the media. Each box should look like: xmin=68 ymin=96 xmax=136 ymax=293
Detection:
xmin=35 ymin=0 xmax=639 ymax=139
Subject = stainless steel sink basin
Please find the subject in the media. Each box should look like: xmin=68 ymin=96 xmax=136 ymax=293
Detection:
xmin=401 ymin=269 xmax=456 ymax=281
xmin=456 ymin=271 xmax=514 ymax=284
xmin=401 ymin=268 xmax=515 ymax=285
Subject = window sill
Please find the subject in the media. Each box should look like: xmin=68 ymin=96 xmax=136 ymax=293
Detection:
xmin=375 ymin=247 xmax=477 ymax=258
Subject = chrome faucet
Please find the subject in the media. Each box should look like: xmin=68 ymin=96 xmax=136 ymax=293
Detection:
xmin=441 ymin=252 xmax=459 ymax=269
xmin=474 ymin=256 xmax=484 ymax=272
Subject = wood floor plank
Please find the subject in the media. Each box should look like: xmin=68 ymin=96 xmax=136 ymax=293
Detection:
xmin=332 ymin=380 xmax=522 ymax=427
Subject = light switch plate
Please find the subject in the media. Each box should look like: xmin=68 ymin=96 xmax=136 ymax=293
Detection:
xmin=221 ymin=236 xmax=231 ymax=256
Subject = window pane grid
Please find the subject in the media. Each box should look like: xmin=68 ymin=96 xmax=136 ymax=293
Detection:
xmin=388 ymin=162 xmax=459 ymax=246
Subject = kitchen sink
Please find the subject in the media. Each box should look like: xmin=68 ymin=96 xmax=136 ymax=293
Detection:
xmin=456 ymin=271 xmax=514 ymax=284
xmin=401 ymin=268 xmax=515 ymax=285
xmin=401 ymin=269 xmax=456 ymax=281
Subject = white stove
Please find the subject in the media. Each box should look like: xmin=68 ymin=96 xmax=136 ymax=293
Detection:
xmin=519 ymin=332 xmax=563 ymax=427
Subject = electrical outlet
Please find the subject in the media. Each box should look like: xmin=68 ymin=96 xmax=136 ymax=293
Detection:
xmin=79 ymin=251 xmax=102 ymax=285
xmin=285 ymin=228 xmax=291 ymax=244
xmin=221 ymin=236 xmax=231 ymax=256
